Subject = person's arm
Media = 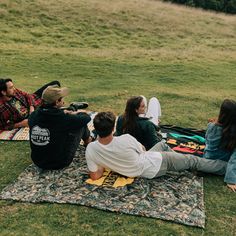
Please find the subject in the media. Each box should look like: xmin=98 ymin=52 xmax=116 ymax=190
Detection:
xmin=145 ymin=122 xmax=162 ymax=150
xmin=115 ymin=116 xmax=123 ymax=136
xmin=224 ymin=150 xmax=236 ymax=192
xmin=0 ymin=107 xmax=11 ymax=130
xmin=227 ymin=184 xmax=236 ymax=192
xmin=0 ymin=105 xmax=28 ymax=130
xmin=208 ymin=118 xmax=217 ymax=123
xmin=141 ymin=145 xmax=146 ymax=151
xmin=66 ymin=112 xmax=91 ymax=129
xmin=29 ymin=106 xmax=35 ymax=114
xmin=89 ymin=167 xmax=105 ymax=180
xmin=127 ymin=134 xmax=145 ymax=154
xmin=85 ymin=144 xmax=105 ymax=180
xmin=15 ymin=88 xmax=34 ymax=107
xmin=13 ymin=119 xmax=29 ymax=128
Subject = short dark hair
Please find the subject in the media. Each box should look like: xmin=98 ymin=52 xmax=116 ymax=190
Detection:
xmin=93 ymin=112 xmax=116 ymax=138
xmin=0 ymin=78 xmax=12 ymax=97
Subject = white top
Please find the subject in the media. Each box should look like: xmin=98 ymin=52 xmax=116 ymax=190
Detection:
xmin=86 ymin=134 xmax=163 ymax=179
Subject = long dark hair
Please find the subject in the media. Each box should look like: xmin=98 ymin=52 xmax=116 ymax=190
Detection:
xmin=218 ymin=99 xmax=236 ymax=151
xmin=122 ymin=96 xmax=144 ymax=136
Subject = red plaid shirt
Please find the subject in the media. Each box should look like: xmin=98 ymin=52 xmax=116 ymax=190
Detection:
xmin=0 ymin=89 xmax=42 ymax=130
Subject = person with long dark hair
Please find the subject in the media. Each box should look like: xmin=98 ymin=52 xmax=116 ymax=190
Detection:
xmin=116 ymin=96 xmax=162 ymax=150
xmin=204 ymin=99 xmax=236 ymax=192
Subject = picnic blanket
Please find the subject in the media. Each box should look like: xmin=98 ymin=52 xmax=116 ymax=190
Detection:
xmin=0 ymin=127 xmax=29 ymax=140
xmin=160 ymin=125 xmax=206 ymax=157
xmin=0 ymin=146 xmax=205 ymax=228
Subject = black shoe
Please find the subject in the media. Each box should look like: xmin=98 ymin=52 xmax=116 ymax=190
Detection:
xmin=69 ymin=102 xmax=89 ymax=110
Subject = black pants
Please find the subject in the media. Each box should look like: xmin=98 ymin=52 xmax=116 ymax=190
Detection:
xmin=61 ymin=126 xmax=91 ymax=168
xmin=33 ymin=81 xmax=61 ymax=98
xmin=39 ymin=126 xmax=90 ymax=170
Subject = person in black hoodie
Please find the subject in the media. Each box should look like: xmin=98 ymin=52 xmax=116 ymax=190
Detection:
xmin=28 ymin=85 xmax=91 ymax=170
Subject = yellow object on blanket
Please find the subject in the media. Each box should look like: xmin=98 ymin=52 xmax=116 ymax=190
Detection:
xmin=86 ymin=169 xmax=134 ymax=188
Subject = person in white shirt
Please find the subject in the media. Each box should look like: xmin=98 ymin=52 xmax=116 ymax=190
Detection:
xmin=86 ymin=112 xmax=227 ymax=180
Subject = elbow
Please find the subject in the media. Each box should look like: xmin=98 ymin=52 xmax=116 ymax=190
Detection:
xmin=90 ymin=175 xmax=99 ymax=181
xmin=89 ymin=172 xmax=101 ymax=180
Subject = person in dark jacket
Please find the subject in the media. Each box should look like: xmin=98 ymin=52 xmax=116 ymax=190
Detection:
xmin=116 ymin=96 xmax=162 ymax=150
xmin=28 ymin=85 xmax=91 ymax=170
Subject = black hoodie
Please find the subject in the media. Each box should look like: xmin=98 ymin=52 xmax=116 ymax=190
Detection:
xmin=28 ymin=106 xmax=91 ymax=169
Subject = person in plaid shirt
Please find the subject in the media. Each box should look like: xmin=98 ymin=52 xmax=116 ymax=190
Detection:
xmin=0 ymin=78 xmax=60 ymax=130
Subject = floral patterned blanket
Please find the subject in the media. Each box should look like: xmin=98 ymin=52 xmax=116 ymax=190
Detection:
xmin=0 ymin=147 xmax=205 ymax=228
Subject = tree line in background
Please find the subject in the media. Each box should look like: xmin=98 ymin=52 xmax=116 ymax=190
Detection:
xmin=163 ymin=0 xmax=236 ymax=14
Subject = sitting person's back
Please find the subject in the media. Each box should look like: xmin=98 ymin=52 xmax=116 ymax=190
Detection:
xmin=86 ymin=133 xmax=162 ymax=178
xmin=29 ymin=85 xmax=91 ymax=170
xmin=203 ymin=99 xmax=236 ymax=191
xmin=204 ymin=122 xmax=232 ymax=161
xmin=116 ymin=96 xmax=162 ymax=150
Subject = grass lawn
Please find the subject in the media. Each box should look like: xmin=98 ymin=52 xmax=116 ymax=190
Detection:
xmin=0 ymin=0 xmax=236 ymax=235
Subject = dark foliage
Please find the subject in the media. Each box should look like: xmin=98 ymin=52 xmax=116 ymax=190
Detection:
xmin=163 ymin=0 xmax=236 ymax=14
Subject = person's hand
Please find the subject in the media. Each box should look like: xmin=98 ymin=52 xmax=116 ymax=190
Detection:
xmin=75 ymin=109 xmax=88 ymax=114
xmin=21 ymin=119 xmax=29 ymax=127
xmin=63 ymin=110 xmax=75 ymax=115
xmin=29 ymin=106 xmax=35 ymax=114
xmin=64 ymin=109 xmax=88 ymax=115
xmin=227 ymin=184 xmax=236 ymax=192
xmin=208 ymin=117 xmax=217 ymax=123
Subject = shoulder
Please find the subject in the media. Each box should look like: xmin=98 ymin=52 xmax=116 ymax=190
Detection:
xmin=15 ymin=88 xmax=27 ymax=96
xmin=206 ymin=122 xmax=222 ymax=136
xmin=137 ymin=117 xmax=152 ymax=124
xmin=121 ymin=134 xmax=139 ymax=143
xmin=138 ymin=117 xmax=156 ymax=128
xmin=117 ymin=115 xmax=123 ymax=123
xmin=121 ymin=133 xmax=133 ymax=139
xmin=28 ymin=107 xmax=43 ymax=119
xmin=87 ymin=140 xmax=98 ymax=148
xmin=207 ymin=122 xmax=222 ymax=131
xmin=86 ymin=141 xmax=99 ymax=154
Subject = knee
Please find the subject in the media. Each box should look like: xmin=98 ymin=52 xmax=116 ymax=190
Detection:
xmin=52 ymin=81 xmax=61 ymax=87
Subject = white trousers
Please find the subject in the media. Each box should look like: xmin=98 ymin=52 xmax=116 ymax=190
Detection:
xmin=140 ymin=96 xmax=161 ymax=126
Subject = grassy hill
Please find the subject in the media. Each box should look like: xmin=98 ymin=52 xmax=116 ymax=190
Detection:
xmin=0 ymin=0 xmax=236 ymax=235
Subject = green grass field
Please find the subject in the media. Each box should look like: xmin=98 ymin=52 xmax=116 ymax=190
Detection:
xmin=0 ymin=0 xmax=236 ymax=235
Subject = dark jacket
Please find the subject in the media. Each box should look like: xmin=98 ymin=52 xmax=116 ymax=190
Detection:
xmin=116 ymin=115 xmax=162 ymax=150
xmin=28 ymin=106 xmax=91 ymax=169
